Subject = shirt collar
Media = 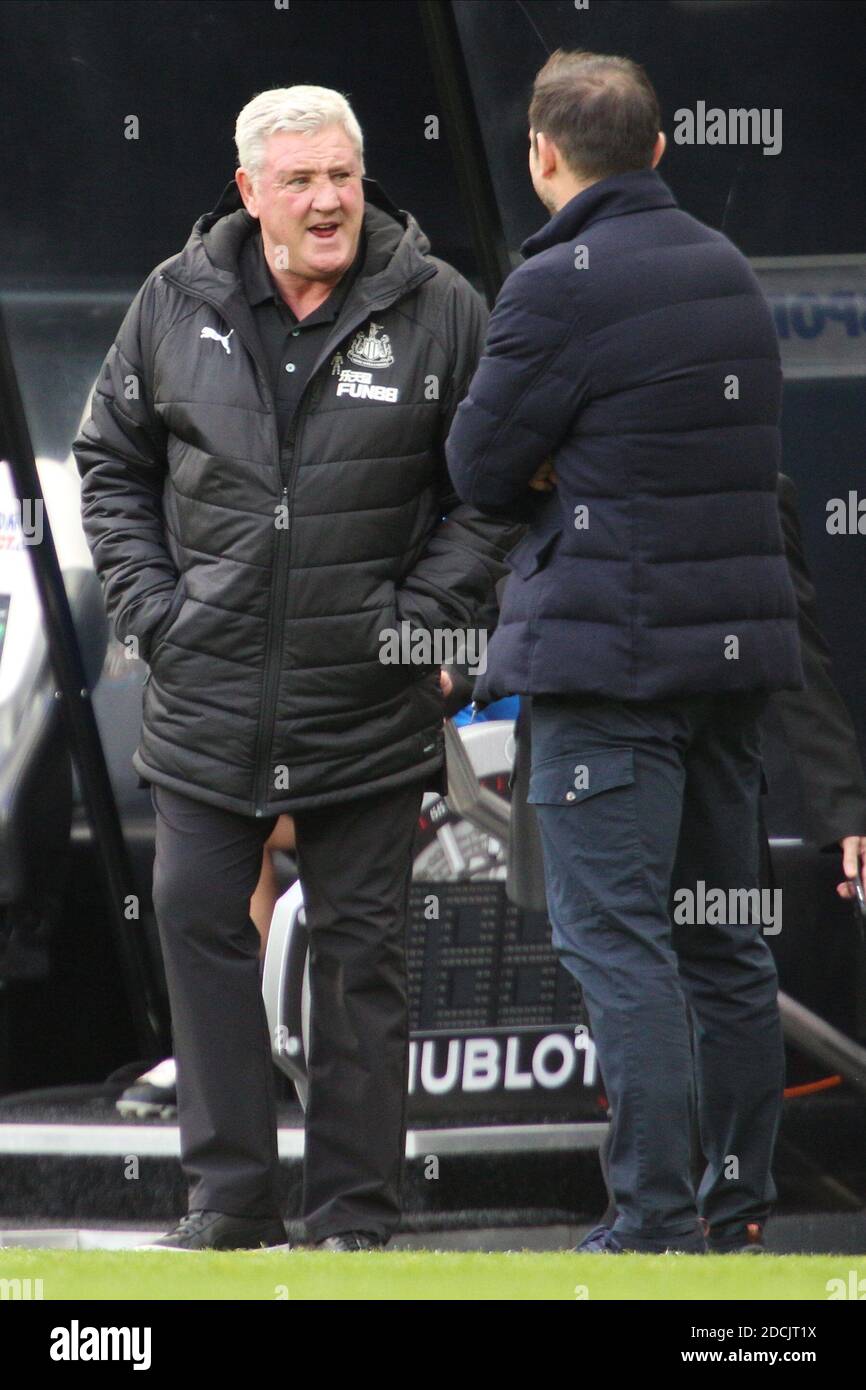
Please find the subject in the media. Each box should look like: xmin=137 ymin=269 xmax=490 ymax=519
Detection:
xmin=240 ymin=225 xmax=367 ymax=316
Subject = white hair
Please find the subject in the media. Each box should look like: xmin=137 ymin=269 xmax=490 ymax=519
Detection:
xmin=234 ymin=85 xmax=365 ymax=182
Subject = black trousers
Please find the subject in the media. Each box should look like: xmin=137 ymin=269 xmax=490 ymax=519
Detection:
xmin=149 ymin=776 xmax=425 ymax=1241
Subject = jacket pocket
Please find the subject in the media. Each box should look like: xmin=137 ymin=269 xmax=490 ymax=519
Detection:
xmin=371 ymin=584 xmax=413 ymax=687
xmin=528 ymin=747 xmax=635 ymax=805
xmin=505 ymin=529 xmax=562 ymax=580
xmin=146 ymin=574 xmax=187 ymax=666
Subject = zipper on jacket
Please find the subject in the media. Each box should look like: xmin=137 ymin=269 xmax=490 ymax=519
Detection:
xmin=253 ymin=476 xmax=291 ymax=815
xmin=250 ymin=379 xmax=286 ymax=819
xmin=252 ymin=394 xmax=316 ymax=815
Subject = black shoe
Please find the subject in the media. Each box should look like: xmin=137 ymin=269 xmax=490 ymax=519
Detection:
xmin=705 ymin=1219 xmax=765 ymax=1254
xmin=116 ymin=1058 xmax=178 ymax=1119
xmin=315 ymin=1230 xmax=385 ymax=1252
xmin=139 ymin=1210 xmax=289 ymax=1251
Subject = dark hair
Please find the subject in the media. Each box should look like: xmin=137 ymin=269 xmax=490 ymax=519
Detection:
xmin=529 ymin=50 xmax=660 ymax=181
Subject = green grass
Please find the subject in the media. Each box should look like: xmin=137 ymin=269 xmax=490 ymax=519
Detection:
xmin=1 ymin=1249 xmax=863 ymax=1300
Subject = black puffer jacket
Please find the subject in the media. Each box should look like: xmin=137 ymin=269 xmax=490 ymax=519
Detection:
xmin=75 ymin=177 xmax=519 ymax=816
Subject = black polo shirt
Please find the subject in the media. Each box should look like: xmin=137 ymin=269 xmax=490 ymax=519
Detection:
xmin=239 ymin=226 xmax=366 ymax=443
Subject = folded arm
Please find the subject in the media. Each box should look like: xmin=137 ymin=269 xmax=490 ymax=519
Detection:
xmin=445 ymin=257 xmax=590 ymax=518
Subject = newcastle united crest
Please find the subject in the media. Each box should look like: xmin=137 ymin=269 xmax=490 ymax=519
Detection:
xmin=346 ymin=321 xmax=394 ymax=369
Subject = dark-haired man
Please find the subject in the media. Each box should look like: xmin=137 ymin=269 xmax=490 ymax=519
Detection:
xmin=447 ymin=51 xmax=804 ymax=1254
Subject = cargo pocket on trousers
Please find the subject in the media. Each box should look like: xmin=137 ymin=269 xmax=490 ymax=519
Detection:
xmin=527 ymin=747 xmax=638 ymax=931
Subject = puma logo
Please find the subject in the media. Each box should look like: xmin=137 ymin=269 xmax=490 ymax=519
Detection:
xmin=200 ymin=326 xmax=234 ymax=355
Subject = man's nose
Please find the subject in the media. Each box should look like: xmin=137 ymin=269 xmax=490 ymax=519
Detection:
xmin=310 ymin=179 xmax=341 ymax=212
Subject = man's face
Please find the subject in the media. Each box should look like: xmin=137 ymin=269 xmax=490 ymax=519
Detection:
xmin=237 ymin=125 xmax=365 ymax=283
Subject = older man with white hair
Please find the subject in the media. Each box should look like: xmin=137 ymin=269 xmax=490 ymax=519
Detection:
xmin=74 ymin=86 xmax=518 ymax=1250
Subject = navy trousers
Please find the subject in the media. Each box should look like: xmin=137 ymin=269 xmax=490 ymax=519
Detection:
xmin=528 ymin=692 xmax=784 ymax=1252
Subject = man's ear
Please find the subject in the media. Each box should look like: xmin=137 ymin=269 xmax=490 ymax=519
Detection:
xmin=651 ymin=131 xmax=666 ymax=169
xmin=535 ymin=131 xmax=558 ymax=179
xmin=235 ymin=167 xmax=259 ymax=218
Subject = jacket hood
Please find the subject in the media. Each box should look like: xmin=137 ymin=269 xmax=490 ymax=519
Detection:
xmin=521 ymin=168 xmax=678 ymax=260
xmin=163 ymin=174 xmax=435 ymax=306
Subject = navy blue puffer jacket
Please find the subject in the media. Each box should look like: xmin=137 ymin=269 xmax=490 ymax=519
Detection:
xmin=446 ymin=169 xmax=804 ymax=704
